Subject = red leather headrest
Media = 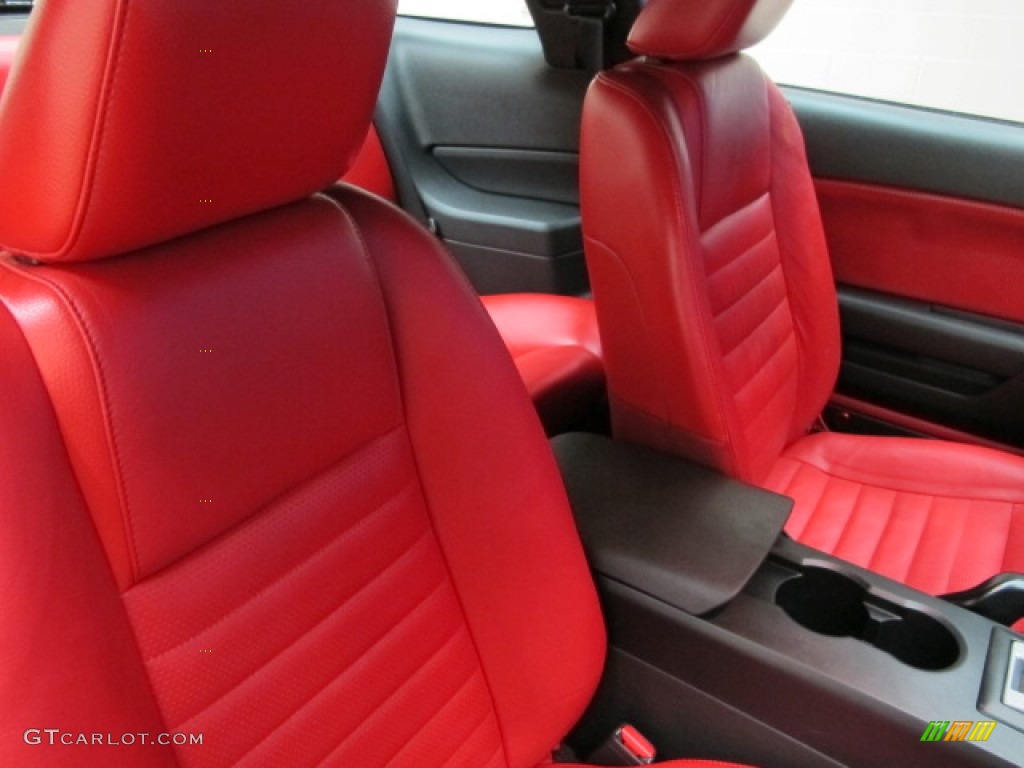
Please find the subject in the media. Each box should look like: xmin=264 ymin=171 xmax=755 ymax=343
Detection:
xmin=0 ymin=0 xmax=396 ymax=263
xmin=629 ymin=0 xmax=793 ymax=60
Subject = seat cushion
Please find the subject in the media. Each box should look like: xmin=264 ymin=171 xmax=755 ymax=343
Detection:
xmin=767 ymin=432 xmax=1024 ymax=595
xmin=482 ymin=294 xmax=604 ymax=433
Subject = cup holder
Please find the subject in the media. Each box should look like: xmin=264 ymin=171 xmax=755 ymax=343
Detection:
xmin=775 ymin=565 xmax=960 ymax=671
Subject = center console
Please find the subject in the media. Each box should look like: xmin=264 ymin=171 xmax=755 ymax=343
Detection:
xmin=552 ymin=433 xmax=1024 ymax=768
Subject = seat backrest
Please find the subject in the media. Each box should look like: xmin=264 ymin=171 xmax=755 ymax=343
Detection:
xmin=581 ymin=0 xmax=841 ymax=484
xmin=0 ymin=3 xmax=604 ymax=767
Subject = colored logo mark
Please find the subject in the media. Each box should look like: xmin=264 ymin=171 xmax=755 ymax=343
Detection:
xmin=920 ymin=720 xmax=996 ymax=743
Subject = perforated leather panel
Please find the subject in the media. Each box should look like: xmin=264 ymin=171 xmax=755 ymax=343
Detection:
xmin=124 ymin=428 xmax=505 ymax=767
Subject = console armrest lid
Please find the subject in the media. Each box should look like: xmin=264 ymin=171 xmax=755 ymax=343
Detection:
xmin=553 ymin=433 xmax=792 ymax=615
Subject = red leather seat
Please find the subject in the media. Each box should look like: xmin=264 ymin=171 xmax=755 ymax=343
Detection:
xmin=342 ymin=125 xmax=398 ymax=203
xmin=581 ymin=0 xmax=1024 ymax=595
xmin=481 ymin=293 xmax=604 ymax=434
xmin=0 ymin=1 xmax=750 ymax=766
xmin=333 ymin=146 xmax=606 ymax=434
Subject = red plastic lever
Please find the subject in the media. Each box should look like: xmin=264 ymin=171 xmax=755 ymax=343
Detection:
xmin=618 ymin=724 xmax=656 ymax=762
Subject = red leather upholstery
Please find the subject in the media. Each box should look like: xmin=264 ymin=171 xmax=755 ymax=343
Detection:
xmin=0 ymin=0 xmax=393 ymax=263
xmin=342 ymin=124 xmax=397 ymax=203
xmin=328 ymin=140 xmax=605 ymax=433
xmin=326 ymin=173 xmax=606 ymax=435
xmin=0 ymin=2 xmax=754 ymax=767
xmin=629 ymin=0 xmax=793 ymax=60
xmin=583 ymin=55 xmax=839 ymax=484
xmin=768 ymin=434 xmax=1024 ymax=595
xmin=0 ymin=183 xmax=606 ymax=767
xmin=333 ymin=125 xmax=606 ymax=430
xmin=0 ymin=303 xmax=177 ymax=768
xmin=0 ymin=33 xmax=599 ymax=439
xmin=482 ymin=293 xmax=604 ymax=433
xmin=819 ymin=179 xmax=1024 ymax=326
xmin=582 ymin=0 xmax=1024 ymax=596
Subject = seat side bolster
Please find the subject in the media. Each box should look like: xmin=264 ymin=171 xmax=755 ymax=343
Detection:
xmin=0 ymin=302 xmax=174 ymax=768
xmin=765 ymin=81 xmax=841 ymax=445
xmin=335 ymin=187 xmax=607 ymax=768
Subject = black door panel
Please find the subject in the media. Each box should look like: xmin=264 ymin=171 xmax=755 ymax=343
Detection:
xmin=377 ymin=17 xmax=590 ymax=295
xmin=786 ymin=88 xmax=1024 ymax=210
xmin=838 ymin=287 xmax=1024 ymax=447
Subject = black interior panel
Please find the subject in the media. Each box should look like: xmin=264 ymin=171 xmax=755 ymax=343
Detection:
xmin=571 ymin=648 xmax=843 ymax=768
xmin=787 ymin=87 xmax=1024 ymax=210
xmin=553 ymin=432 xmax=791 ymax=616
xmin=377 ymin=18 xmax=591 ymax=295
xmin=556 ymin=433 xmax=1024 ymax=766
xmin=836 ymin=286 xmax=1024 ymax=447
xmin=573 ymin=539 xmax=1024 ymax=768
xmin=432 ymin=147 xmax=579 ymax=205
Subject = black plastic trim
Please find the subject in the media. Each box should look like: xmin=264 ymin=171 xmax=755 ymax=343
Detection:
xmin=377 ymin=18 xmax=590 ymax=294
xmin=787 ymin=87 xmax=1024 ymax=210
xmin=980 ymin=628 xmax=1024 ymax=735
xmin=432 ymin=146 xmax=579 ymax=205
xmin=593 ymin=535 xmax=1024 ymax=767
xmin=947 ymin=575 xmax=1024 ymax=628
xmin=525 ymin=0 xmax=640 ymax=71
xmin=839 ymin=287 xmax=1024 ymax=379
xmin=774 ymin=561 xmax=960 ymax=671
xmin=836 ymin=286 xmax=1024 ymax=447
xmin=569 ymin=647 xmax=844 ymax=767
xmin=445 ymin=241 xmax=588 ymax=296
